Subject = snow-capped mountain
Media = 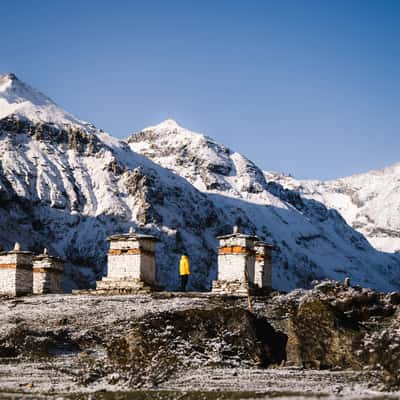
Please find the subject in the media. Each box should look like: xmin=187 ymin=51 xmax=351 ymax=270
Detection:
xmin=1 ymin=73 xmax=399 ymax=292
xmin=0 ymin=73 xmax=224 ymax=291
xmin=130 ymin=119 xmax=267 ymax=195
xmin=0 ymin=73 xmax=92 ymax=130
xmin=266 ymin=165 xmax=400 ymax=254
xmin=128 ymin=120 xmax=400 ymax=291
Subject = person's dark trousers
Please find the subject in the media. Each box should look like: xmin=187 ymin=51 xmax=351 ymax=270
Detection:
xmin=180 ymin=275 xmax=189 ymax=291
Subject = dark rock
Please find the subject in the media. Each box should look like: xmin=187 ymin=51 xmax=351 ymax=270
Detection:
xmin=286 ymin=297 xmax=362 ymax=369
xmin=107 ymin=307 xmax=287 ymax=386
xmin=265 ymin=281 xmax=400 ymax=387
xmin=0 ymin=324 xmax=80 ymax=359
xmin=387 ymin=292 xmax=400 ymax=305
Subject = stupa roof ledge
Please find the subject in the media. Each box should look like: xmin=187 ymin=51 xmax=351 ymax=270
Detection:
xmin=216 ymin=233 xmax=259 ymax=240
xmin=107 ymin=232 xmax=159 ymax=242
xmin=254 ymin=240 xmax=274 ymax=248
xmin=33 ymin=253 xmax=63 ymax=262
xmin=0 ymin=249 xmax=33 ymax=256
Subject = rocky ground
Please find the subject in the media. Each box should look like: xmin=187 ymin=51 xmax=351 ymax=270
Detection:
xmin=0 ymin=282 xmax=399 ymax=399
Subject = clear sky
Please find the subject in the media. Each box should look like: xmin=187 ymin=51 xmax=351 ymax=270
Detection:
xmin=1 ymin=0 xmax=399 ymax=179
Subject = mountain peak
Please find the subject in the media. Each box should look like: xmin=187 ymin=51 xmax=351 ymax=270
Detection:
xmin=0 ymin=72 xmax=17 ymax=82
xmin=140 ymin=119 xmax=206 ymax=140
xmin=0 ymin=72 xmax=54 ymax=105
xmin=157 ymin=119 xmax=180 ymax=129
xmin=0 ymin=73 xmax=89 ymax=129
xmin=144 ymin=119 xmax=184 ymax=133
xmin=0 ymin=73 xmax=20 ymax=92
xmin=132 ymin=119 xmax=204 ymax=141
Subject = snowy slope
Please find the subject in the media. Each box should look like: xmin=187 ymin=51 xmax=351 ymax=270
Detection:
xmin=0 ymin=73 xmax=96 ymax=131
xmin=128 ymin=120 xmax=400 ymax=291
xmin=0 ymin=74 xmax=226 ymax=291
xmin=130 ymin=119 xmax=267 ymax=195
xmin=266 ymin=165 xmax=400 ymax=254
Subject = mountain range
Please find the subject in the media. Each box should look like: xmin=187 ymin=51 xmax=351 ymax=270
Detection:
xmin=0 ymin=72 xmax=399 ymax=292
xmin=266 ymin=166 xmax=400 ymax=254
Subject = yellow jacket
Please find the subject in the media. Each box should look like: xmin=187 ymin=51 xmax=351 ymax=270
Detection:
xmin=179 ymin=255 xmax=191 ymax=275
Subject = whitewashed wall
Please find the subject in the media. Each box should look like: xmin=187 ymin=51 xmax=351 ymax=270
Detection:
xmin=108 ymin=254 xmax=141 ymax=278
xmin=0 ymin=269 xmax=16 ymax=296
xmin=107 ymin=238 xmax=157 ymax=285
xmin=109 ymin=239 xmax=140 ymax=250
xmin=33 ymin=258 xmax=63 ymax=294
xmin=0 ymin=253 xmax=33 ymax=296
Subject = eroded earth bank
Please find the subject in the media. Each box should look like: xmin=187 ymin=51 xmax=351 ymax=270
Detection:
xmin=0 ymin=281 xmax=399 ymax=400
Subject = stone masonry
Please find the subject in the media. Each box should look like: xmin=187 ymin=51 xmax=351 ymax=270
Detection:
xmin=95 ymin=227 xmax=160 ymax=293
xmin=32 ymin=248 xmax=64 ymax=294
xmin=0 ymin=243 xmax=33 ymax=296
xmin=212 ymin=227 xmax=273 ymax=295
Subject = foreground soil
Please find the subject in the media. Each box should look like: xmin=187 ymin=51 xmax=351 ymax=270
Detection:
xmin=0 ymin=282 xmax=399 ymax=399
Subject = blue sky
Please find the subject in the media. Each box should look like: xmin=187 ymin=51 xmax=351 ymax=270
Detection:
xmin=1 ymin=0 xmax=399 ymax=179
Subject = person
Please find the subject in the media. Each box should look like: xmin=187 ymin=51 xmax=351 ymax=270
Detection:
xmin=179 ymin=254 xmax=190 ymax=291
